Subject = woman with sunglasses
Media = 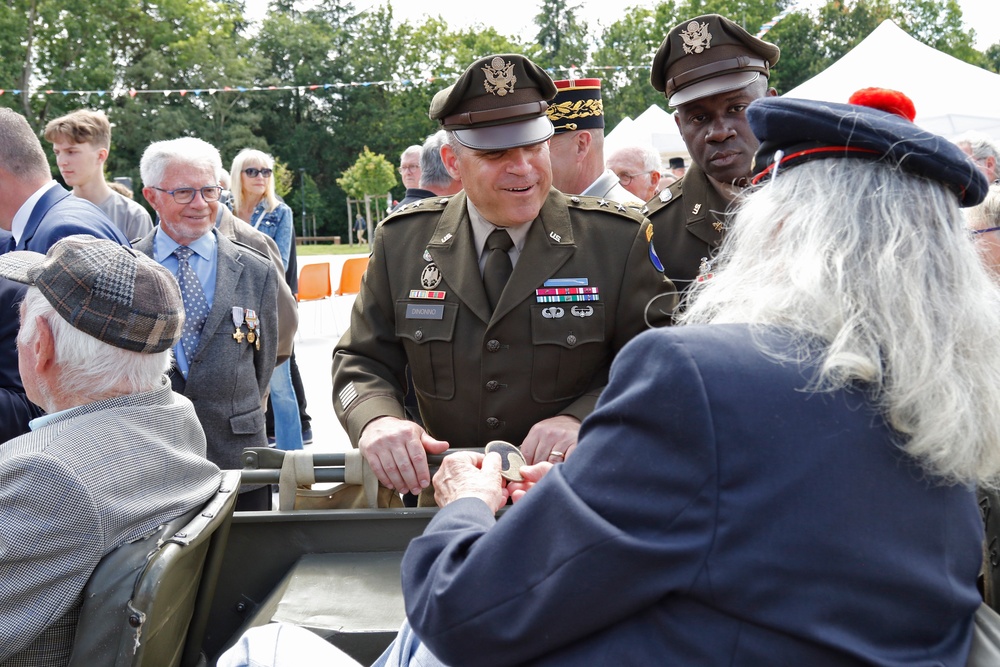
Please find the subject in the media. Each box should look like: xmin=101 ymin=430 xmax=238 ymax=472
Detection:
xmin=230 ymin=148 xmax=303 ymax=452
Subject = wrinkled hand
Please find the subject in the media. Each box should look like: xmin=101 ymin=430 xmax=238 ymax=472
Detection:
xmin=506 ymin=461 xmax=553 ymax=504
xmin=519 ymin=415 xmax=581 ymax=465
xmin=358 ymin=416 xmax=449 ymax=495
xmin=433 ymin=451 xmax=507 ymax=512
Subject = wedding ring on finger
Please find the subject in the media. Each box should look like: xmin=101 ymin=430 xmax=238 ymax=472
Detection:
xmin=548 ymin=450 xmax=565 ymax=462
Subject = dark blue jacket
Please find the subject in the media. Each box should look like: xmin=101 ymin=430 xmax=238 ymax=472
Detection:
xmin=402 ymin=324 xmax=982 ymax=666
xmin=15 ymin=184 xmax=128 ymax=252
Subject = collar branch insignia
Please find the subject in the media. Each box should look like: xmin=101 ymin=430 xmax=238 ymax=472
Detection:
xmin=483 ymin=57 xmax=517 ymax=96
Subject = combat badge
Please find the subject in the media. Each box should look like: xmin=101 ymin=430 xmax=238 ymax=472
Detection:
xmin=482 ymin=57 xmax=516 ymax=96
xmin=420 ymin=263 xmax=442 ymax=290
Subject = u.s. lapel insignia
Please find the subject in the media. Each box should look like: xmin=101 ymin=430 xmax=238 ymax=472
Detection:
xmin=549 ymin=231 xmax=562 ymax=242
xmin=482 ymin=57 xmax=516 ymax=96
xmin=691 ymin=203 xmax=702 ymax=215
xmin=421 ymin=263 xmax=442 ymax=289
xmin=681 ymin=20 xmax=712 ymax=54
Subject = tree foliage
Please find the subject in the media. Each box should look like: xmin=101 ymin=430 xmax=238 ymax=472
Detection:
xmin=0 ymin=0 xmax=992 ymax=235
xmin=337 ymin=147 xmax=397 ymax=200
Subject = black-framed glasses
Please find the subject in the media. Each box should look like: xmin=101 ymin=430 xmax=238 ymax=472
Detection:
xmin=243 ymin=167 xmax=273 ymax=178
xmin=972 ymin=226 xmax=1000 ymax=236
xmin=151 ymin=185 xmax=223 ymax=204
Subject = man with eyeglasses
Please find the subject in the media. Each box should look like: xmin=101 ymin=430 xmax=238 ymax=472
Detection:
xmin=0 ymin=107 xmax=129 ymax=442
xmin=394 ymin=145 xmax=428 ymax=209
xmin=606 ymin=144 xmax=664 ymax=202
xmin=135 ymin=137 xmax=278 ymax=511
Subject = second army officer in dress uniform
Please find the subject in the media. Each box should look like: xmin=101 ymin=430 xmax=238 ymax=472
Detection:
xmin=333 ymin=54 xmax=674 ymax=500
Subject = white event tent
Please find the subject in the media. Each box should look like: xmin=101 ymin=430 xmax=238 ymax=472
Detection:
xmin=605 ymin=104 xmax=689 ymax=163
xmin=784 ymin=19 xmax=1000 ymax=139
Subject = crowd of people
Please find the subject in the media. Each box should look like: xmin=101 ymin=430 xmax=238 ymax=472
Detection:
xmin=1 ymin=9 xmax=1000 ymax=667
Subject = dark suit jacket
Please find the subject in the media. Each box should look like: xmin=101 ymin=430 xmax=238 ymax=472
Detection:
xmin=402 ymin=324 xmax=983 ymax=666
xmin=15 ymin=184 xmax=128 ymax=252
xmin=134 ymin=229 xmax=278 ymax=472
xmin=333 ymin=189 xmax=675 ymax=449
xmin=1 ymin=185 xmax=128 ymax=442
xmin=0 ymin=279 xmax=40 ymax=441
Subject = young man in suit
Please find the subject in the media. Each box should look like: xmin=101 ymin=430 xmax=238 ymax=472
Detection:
xmin=135 ymin=137 xmax=278 ymax=510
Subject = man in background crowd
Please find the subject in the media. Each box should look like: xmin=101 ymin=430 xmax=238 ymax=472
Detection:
xmin=44 ymin=109 xmax=153 ymax=241
xmin=606 ymin=144 xmax=663 ymax=202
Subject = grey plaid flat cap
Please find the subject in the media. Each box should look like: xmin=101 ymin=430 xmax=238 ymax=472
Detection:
xmin=0 ymin=234 xmax=183 ymax=353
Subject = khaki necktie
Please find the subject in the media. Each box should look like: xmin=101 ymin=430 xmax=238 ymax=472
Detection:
xmin=483 ymin=228 xmax=514 ymax=311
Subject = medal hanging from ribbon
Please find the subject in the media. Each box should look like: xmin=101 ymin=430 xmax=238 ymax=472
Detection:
xmin=232 ymin=307 xmax=245 ymax=343
xmin=245 ymin=309 xmax=261 ymax=350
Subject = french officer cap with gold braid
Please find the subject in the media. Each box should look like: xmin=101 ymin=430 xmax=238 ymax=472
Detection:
xmin=651 ymin=14 xmax=780 ymax=108
xmin=547 ymin=78 xmax=605 ymax=135
xmin=429 ymin=54 xmax=557 ymax=151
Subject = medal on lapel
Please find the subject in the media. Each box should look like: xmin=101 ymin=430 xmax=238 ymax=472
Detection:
xmin=232 ymin=307 xmax=246 ymax=343
xmin=245 ymin=309 xmax=259 ymax=349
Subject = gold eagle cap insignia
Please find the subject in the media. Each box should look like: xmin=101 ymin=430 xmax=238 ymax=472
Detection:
xmin=483 ymin=57 xmax=517 ymax=96
xmin=680 ymin=21 xmax=713 ymax=55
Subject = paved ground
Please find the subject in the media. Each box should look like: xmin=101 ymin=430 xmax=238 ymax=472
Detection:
xmin=293 ymin=253 xmax=367 ymax=455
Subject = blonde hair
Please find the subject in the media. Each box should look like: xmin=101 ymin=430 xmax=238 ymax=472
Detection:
xmin=230 ymin=148 xmax=278 ymax=214
xmin=44 ymin=109 xmax=112 ymax=149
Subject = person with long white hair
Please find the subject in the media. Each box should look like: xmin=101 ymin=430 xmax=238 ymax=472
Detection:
xmin=365 ymin=91 xmax=996 ymax=666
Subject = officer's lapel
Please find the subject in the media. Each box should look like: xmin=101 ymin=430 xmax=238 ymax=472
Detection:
xmin=682 ymin=163 xmax=727 ymax=248
xmin=427 ymin=193 xmax=493 ymax=324
xmin=493 ymin=191 xmax=574 ymax=321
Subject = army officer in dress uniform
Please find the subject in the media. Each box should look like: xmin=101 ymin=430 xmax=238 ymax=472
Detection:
xmin=332 ymin=54 xmax=674 ymax=498
xmin=644 ymin=14 xmax=778 ymax=305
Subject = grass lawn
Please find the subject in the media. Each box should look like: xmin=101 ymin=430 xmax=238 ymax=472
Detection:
xmin=296 ymin=243 xmax=370 ymax=256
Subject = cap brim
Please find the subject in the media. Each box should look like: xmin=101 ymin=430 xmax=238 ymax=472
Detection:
xmin=453 ymin=116 xmax=554 ymax=151
xmin=669 ymin=71 xmax=760 ymax=107
xmin=0 ymin=250 xmax=46 ymax=285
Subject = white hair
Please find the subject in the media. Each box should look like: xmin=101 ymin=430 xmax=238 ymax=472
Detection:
xmin=140 ymin=137 xmax=223 ymax=188
xmin=18 ymin=288 xmax=171 ymax=402
xmin=681 ymin=159 xmax=1000 ymax=488
xmin=607 ymin=144 xmax=662 ymax=173
xmin=967 ymin=183 xmax=1000 ymax=229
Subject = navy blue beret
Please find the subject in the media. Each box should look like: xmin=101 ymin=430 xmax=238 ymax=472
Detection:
xmin=748 ymin=96 xmax=988 ymax=207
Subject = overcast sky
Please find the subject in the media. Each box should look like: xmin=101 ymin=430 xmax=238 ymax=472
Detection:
xmin=245 ymin=0 xmax=1000 ymax=51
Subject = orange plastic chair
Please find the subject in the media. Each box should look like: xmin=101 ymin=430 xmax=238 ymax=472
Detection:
xmin=332 ymin=256 xmax=370 ymax=335
xmin=297 ymin=263 xmax=333 ymax=336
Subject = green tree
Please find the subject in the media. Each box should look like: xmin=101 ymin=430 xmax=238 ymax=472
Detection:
xmin=529 ymin=0 xmax=590 ymax=70
xmin=337 ymin=147 xmax=397 ymax=200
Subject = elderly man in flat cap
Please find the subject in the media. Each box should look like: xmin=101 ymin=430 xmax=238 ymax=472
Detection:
xmin=645 ymin=14 xmax=778 ymax=307
xmin=546 ymin=78 xmax=640 ymax=204
xmin=333 ymin=54 xmax=674 ymax=501
xmin=0 ymin=235 xmax=220 ymax=665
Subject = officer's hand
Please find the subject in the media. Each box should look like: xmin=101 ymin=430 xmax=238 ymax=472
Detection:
xmin=433 ymin=451 xmax=506 ymax=511
xmin=519 ymin=415 xmax=581 ymax=465
xmin=358 ymin=416 xmax=449 ymax=495
xmin=506 ymin=461 xmax=553 ymax=504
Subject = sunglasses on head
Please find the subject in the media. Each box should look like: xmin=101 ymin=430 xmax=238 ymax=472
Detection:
xmin=244 ymin=167 xmax=273 ymax=178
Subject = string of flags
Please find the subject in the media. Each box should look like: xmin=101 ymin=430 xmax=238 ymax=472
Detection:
xmin=0 ymin=65 xmax=654 ymax=100
xmin=756 ymin=2 xmax=804 ymax=37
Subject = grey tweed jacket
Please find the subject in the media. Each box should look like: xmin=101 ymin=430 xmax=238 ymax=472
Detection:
xmin=134 ymin=228 xmax=278 ymax=472
xmin=0 ymin=378 xmax=220 ymax=666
